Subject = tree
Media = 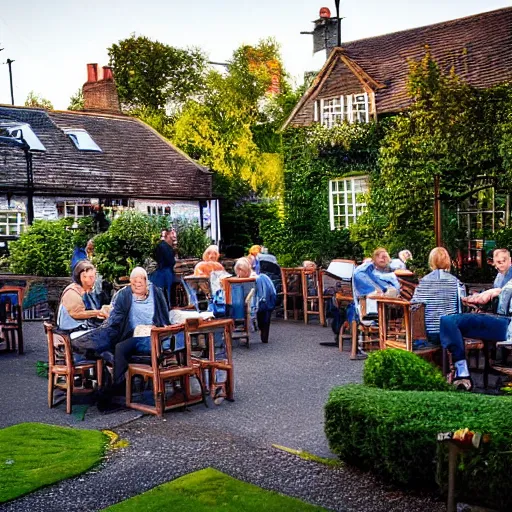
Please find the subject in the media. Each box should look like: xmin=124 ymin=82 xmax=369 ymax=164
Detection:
xmin=68 ymin=88 xmax=84 ymax=111
xmin=24 ymin=91 xmax=53 ymax=110
xmin=108 ymin=34 xmax=207 ymax=112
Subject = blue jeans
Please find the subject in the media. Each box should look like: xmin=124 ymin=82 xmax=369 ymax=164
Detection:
xmin=440 ymin=313 xmax=510 ymax=362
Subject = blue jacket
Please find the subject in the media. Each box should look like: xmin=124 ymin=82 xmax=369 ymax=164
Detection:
xmin=353 ymin=261 xmax=400 ymax=297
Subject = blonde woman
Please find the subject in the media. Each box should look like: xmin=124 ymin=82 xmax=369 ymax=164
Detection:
xmin=194 ymin=245 xmax=225 ymax=277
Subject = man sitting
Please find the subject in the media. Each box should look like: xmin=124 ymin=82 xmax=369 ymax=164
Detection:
xmin=440 ymin=251 xmax=512 ymax=391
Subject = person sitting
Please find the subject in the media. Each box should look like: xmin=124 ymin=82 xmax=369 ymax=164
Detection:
xmin=57 ymin=260 xmax=114 ymax=362
xmin=247 ymin=245 xmax=261 ymax=275
xmin=234 ymin=257 xmax=276 ymax=343
xmin=108 ymin=267 xmax=171 ymax=393
xmin=194 ymin=245 xmax=225 ymax=277
xmin=463 ymin=248 xmax=512 ymax=309
xmin=411 ymin=247 xmax=465 ymax=347
xmin=390 ymin=250 xmax=413 ymax=271
xmin=440 ymin=278 xmax=512 ymax=391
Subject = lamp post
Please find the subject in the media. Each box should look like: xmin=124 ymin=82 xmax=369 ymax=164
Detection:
xmin=0 ymin=135 xmax=34 ymax=225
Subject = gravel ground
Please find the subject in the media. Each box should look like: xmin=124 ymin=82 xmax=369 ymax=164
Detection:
xmin=0 ymin=319 xmax=445 ymax=511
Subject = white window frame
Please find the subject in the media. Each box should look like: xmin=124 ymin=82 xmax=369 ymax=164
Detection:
xmin=0 ymin=210 xmax=26 ymax=236
xmin=63 ymin=129 xmax=102 ymax=152
xmin=318 ymin=92 xmax=369 ymax=126
xmin=329 ymin=176 xmax=369 ymax=230
xmin=56 ymin=200 xmax=94 ymax=220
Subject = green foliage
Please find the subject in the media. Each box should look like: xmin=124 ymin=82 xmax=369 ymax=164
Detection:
xmin=495 ymin=228 xmax=512 ymax=253
xmin=93 ymin=212 xmax=165 ymax=281
xmin=24 ymin=91 xmax=53 ymax=110
xmin=104 ymin=467 xmax=327 ymax=511
xmin=0 ymin=423 xmax=107 ymax=503
xmin=67 ymin=88 xmax=84 ymax=111
xmin=325 ymin=385 xmax=512 ymax=509
xmin=9 ymin=218 xmax=75 ymax=276
xmin=173 ymin=219 xmax=210 ymax=259
xmin=108 ymin=34 xmax=207 ymax=112
xmin=363 ymin=349 xmax=452 ymax=392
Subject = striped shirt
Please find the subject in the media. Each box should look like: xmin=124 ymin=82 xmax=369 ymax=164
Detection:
xmin=411 ymin=270 xmax=466 ymax=334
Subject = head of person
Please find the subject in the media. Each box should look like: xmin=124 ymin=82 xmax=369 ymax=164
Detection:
xmin=203 ymin=245 xmax=220 ymax=262
xmin=302 ymin=260 xmax=317 ymax=273
xmin=72 ymin=260 xmax=97 ymax=291
xmin=248 ymin=245 xmax=261 ymax=257
xmin=163 ymin=228 xmax=177 ymax=245
xmin=493 ymin=248 xmax=511 ymax=275
xmin=130 ymin=267 xmax=149 ymax=297
xmin=234 ymin=257 xmax=252 ymax=278
xmin=85 ymin=238 xmax=94 ymax=256
xmin=428 ymin=247 xmax=451 ymax=271
xmin=372 ymin=248 xmax=390 ymax=271
xmin=398 ymin=250 xmax=412 ymax=263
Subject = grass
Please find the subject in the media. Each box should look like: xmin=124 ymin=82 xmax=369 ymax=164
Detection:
xmin=0 ymin=423 xmax=108 ymax=503
xmin=103 ymin=467 xmax=328 ymax=511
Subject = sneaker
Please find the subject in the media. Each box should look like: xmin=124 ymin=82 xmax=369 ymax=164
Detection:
xmin=453 ymin=377 xmax=473 ymax=392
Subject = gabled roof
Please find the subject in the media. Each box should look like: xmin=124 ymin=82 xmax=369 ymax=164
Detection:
xmin=0 ymin=106 xmax=212 ymax=199
xmin=283 ymin=7 xmax=512 ymax=129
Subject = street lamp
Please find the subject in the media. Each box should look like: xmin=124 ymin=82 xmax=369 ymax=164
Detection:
xmin=0 ymin=135 xmax=34 ymax=225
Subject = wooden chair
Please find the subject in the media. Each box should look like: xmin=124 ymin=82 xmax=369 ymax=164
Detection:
xmin=370 ymin=296 xmax=441 ymax=361
xmin=185 ymin=318 xmax=235 ymax=402
xmin=350 ymin=296 xmax=381 ymax=359
xmin=0 ymin=290 xmax=24 ymax=355
xmin=223 ymin=277 xmax=255 ymax=347
xmin=281 ymin=268 xmax=303 ymax=321
xmin=182 ymin=275 xmax=212 ymax=312
xmin=125 ymin=324 xmax=205 ymax=417
xmin=44 ymin=322 xmax=103 ymax=414
xmin=301 ymin=269 xmax=325 ymax=325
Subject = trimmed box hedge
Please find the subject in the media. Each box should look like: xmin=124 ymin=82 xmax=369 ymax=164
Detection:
xmin=363 ymin=348 xmax=452 ymax=392
xmin=325 ymin=385 xmax=512 ymax=509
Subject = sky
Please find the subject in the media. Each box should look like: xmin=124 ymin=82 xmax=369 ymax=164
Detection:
xmin=0 ymin=0 xmax=510 ymax=110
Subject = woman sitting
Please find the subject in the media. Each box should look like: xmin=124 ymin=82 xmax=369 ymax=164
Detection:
xmin=194 ymin=245 xmax=225 ymax=277
xmin=108 ymin=267 xmax=171 ymax=389
xmin=234 ymin=257 xmax=276 ymax=343
xmin=411 ymin=247 xmax=465 ymax=346
xmin=57 ymin=260 xmax=113 ymax=361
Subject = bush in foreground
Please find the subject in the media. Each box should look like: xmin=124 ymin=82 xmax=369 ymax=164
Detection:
xmin=325 ymin=385 xmax=512 ymax=509
xmin=363 ymin=348 xmax=452 ymax=392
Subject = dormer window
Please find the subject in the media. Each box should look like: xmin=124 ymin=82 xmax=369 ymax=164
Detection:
xmin=64 ymin=129 xmax=102 ymax=152
xmin=314 ymin=92 xmax=369 ymax=127
xmin=0 ymin=121 xmax=46 ymax=151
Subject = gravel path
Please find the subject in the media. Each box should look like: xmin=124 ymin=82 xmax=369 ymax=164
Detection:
xmin=0 ymin=320 xmax=445 ymax=511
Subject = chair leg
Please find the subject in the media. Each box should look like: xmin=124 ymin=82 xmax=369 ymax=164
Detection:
xmin=350 ymin=320 xmax=358 ymax=360
xmin=66 ymin=373 xmax=72 ymax=414
xmin=226 ymin=367 xmax=235 ymax=401
xmin=48 ymin=373 xmax=55 ymax=408
xmin=126 ymin=371 xmax=132 ymax=408
xmin=96 ymin=360 xmax=103 ymax=389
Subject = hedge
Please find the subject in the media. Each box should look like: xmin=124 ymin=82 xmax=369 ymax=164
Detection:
xmin=363 ymin=349 xmax=452 ymax=392
xmin=325 ymin=385 xmax=512 ymax=509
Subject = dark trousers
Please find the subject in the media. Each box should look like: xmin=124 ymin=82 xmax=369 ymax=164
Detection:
xmin=257 ymin=310 xmax=272 ymax=343
xmin=113 ymin=336 xmax=150 ymax=384
xmin=440 ymin=313 xmax=510 ymax=362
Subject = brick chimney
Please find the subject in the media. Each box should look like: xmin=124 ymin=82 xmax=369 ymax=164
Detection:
xmin=82 ymin=63 xmax=121 ymax=113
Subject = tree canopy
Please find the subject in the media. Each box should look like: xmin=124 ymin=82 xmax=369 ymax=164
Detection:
xmin=24 ymin=91 xmax=53 ymax=110
xmin=108 ymin=34 xmax=207 ymax=112
xmin=67 ymin=88 xmax=84 ymax=111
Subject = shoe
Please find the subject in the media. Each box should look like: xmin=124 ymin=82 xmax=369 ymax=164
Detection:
xmin=213 ymin=387 xmax=224 ymax=405
xmin=453 ymin=377 xmax=473 ymax=392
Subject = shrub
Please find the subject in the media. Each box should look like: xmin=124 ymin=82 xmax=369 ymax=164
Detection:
xmin=173 ymin=218 xmax=210 ymax=259
xmin=93 ymin=212 xmax=166 ymax=281
xmin=9 ymin=218 xmax=75 ymax=276
xmin=325 ymin=385 xmax=512 ymax=509
xmin=363 ymin=349 xmax=452 ymax=392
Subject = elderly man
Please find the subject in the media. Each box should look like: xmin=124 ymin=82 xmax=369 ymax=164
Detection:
xmin=97 ymin=267 xmax=170 ymax=410
xmin=440 ymin=248 xmax=512 ymax=391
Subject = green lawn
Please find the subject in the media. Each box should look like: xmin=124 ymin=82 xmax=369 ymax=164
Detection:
xmin=104 ymin=467 xmax=327 ymax=511
xmin=0 ymin=423 xmax=107 ymax=503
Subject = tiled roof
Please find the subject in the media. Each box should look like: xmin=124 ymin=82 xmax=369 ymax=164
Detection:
xmin=0 ymin=106 xmax=212 ymax=199
xmin=283 ymin=7 xmax=512 ymax=128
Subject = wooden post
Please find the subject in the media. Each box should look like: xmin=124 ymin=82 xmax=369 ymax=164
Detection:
xmin=447 ymin=443 xmax=458 ymax=512
xmin=434 ymin=175 xmax=442 ymax=247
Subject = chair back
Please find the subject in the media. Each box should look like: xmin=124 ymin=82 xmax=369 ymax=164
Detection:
xmin=223 ymin=277 xmax=255 ymax=320
xmin=44 ymin=322 xmax=72 ymax=368
xmin=149 ymin=324 xmax=189 ymax=371
xmin=182 ymin=276 xmax=212 ymax=312
xmin=0 ymin=290 xmax=24 ymax=354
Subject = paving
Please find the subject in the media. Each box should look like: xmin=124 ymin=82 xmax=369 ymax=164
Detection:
xmin=0 ymin=320 xmax=445 ymax=512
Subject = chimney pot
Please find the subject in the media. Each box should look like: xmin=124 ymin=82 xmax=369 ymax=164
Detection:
xmin=86 ymin=63 xmax=98 ymax=83
xmin=102 ymin=66 xmax=113 ymax=81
